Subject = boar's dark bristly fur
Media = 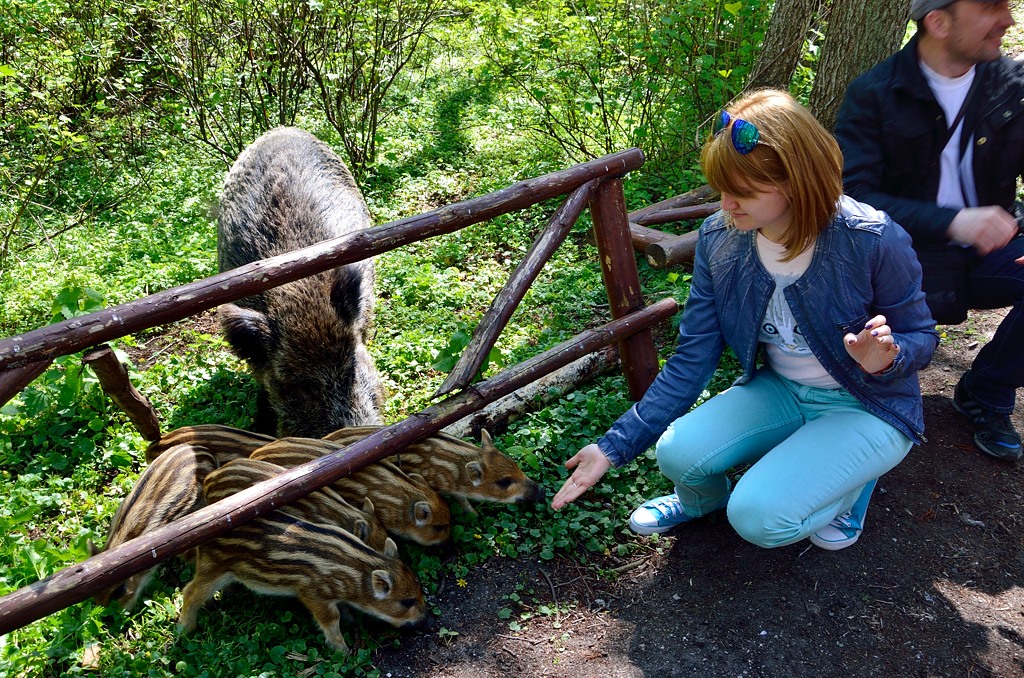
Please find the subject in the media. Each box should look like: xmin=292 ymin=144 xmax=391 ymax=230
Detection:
xmin=217 ymin=127 xmax=384 ymax=437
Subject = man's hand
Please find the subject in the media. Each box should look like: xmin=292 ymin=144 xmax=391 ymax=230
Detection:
xmin=947 ymin=206 xmax=1018 ymax=255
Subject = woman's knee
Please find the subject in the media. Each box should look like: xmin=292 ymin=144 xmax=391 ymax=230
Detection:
xmin=726 ymin=491 xmax=802 ymax=549
xmin=654 ymin=424 xmax=702 ymax=484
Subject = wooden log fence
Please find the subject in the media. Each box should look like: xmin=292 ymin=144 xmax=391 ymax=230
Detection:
xmin=626 ymin=184 xmax=721 ymax=270
xmin=0 ymin=148 xmax=645 ymax=376
xmin=0 ymin=298 xmax=678 ymax=635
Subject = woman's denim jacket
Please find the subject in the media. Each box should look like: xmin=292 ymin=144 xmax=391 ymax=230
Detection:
xmin=597 ymin=195 xmax=940 ymax=468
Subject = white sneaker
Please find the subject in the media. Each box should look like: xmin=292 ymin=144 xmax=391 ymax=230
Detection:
xmin=809 ymin=479 xmax=877 ymax=551
xmin=628 ymin=492 xmax=728 ymax=536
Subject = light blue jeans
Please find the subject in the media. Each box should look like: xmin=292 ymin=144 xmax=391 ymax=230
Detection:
xmin=655 ymin=368 xmax=912 ymax=548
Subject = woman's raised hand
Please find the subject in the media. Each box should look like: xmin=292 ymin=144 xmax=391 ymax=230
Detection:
xmin=844 ymin=314 xmax=900 ymax=375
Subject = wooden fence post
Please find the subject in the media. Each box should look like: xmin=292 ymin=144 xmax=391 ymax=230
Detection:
xmin=590 ymin=177 xmax=661 ymax=400
xmin=82 ymin=345 xmax=161 ymax=441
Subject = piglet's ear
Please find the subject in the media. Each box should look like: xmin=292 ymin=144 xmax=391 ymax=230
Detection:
xmin=371 ymin=570 xmax=394 ymax=599
xmin=466 ymin=461 xmax=484 ymax=487
xmin=413 ymin=501 xmax=432 ymax=525
xmin=219 ymin=304 xmax=272 ymax=367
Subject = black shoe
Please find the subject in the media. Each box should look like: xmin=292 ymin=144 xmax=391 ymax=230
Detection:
xmin=952 ymin=372 xmax=1023 ymax=462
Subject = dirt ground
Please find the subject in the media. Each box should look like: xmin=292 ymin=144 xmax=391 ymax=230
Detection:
xmin=372 ymin=309 xmax=1024 ymax=678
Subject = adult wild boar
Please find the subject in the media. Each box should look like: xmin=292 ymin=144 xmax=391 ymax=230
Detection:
xmin=217 ymin=127 xmax=383 ymax=437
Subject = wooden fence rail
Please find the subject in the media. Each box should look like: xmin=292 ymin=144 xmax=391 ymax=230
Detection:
xmin=0 ymin=298 xmax=678 ymax=635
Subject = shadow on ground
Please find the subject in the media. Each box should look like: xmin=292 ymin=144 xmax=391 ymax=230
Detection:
xmin=374 ymin=310 xmax=1024 ymax=677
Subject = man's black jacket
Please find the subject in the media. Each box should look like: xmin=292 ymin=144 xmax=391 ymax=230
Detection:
xmin=835 ymin=34 xmax=1024 ymax=245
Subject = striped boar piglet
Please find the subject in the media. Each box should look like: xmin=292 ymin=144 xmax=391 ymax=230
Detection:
xmin=250 ymin=437 xmax=451 ymax=546
xmin=88 ymin=443 xmax=217 ymax=610
xmin=177 ymin=512 xmax=426 ymax=653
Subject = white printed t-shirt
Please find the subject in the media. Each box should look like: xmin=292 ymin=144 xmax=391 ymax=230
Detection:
xmin=756 ymin=233 xmax=841 ymax=389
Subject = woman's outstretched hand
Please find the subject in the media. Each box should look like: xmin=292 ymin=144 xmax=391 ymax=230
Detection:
xmin=844 ymin=314 xmax=900 ymax=375
xmin=551 ymin=444 xmax=612 ymax=510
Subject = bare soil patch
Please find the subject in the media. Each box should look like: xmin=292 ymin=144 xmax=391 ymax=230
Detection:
xmin=374 ymin=309 xmax=1024 ymax=677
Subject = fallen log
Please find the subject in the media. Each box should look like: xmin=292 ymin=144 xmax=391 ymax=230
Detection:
xmin=644 ymin=231 xmax=700 ymax=269
xmin=628 ymin=222 xmax=673 ymax=251
xmin=631 ymin=202 xmax=720 ymax=227
xmin=627 ymin=184 xmax=718 ymax=223
xmin=443 ymin=345 xmax=619 ymax=439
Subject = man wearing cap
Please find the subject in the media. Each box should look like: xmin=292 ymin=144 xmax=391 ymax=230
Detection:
xmin=835 ymin=0 xmax=1024 ymax=462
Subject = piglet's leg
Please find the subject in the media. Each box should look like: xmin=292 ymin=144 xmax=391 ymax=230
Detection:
xmin=301 ymin=594 xmax=350 ymax=654
xmin=177 ymin=561 xmax=234 ymax=634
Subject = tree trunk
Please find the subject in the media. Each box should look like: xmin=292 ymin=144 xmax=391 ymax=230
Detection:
xmin=809 ymin=0 xmax=911 ymax=130
xmin=746 ymin=0 xmax=825 ymax=91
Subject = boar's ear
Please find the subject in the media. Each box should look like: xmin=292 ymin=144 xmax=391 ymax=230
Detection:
xmin=362 ymin=497 xmax=376 ymax=516
xmin=329 ymin=268 xmax=366 ymax=327
xmin=383 ymin=537 xmax=399 ymax=558
xmin=87 ymin=539 xmax=101 ymax=557
xmin=371 ymin=569 xmax=394 ymax=599
xmin=466 ymin=461 xmax=484 ymax=487
xmin=480 ymin=429 xmax=494 ymax=449
xmin=353 ymin=519 xmax=371 ymax=544
xmin=219 ymin=304 xmax=272 ymax=367
xmin=413 ymin=501 xmax=432 ymax=525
